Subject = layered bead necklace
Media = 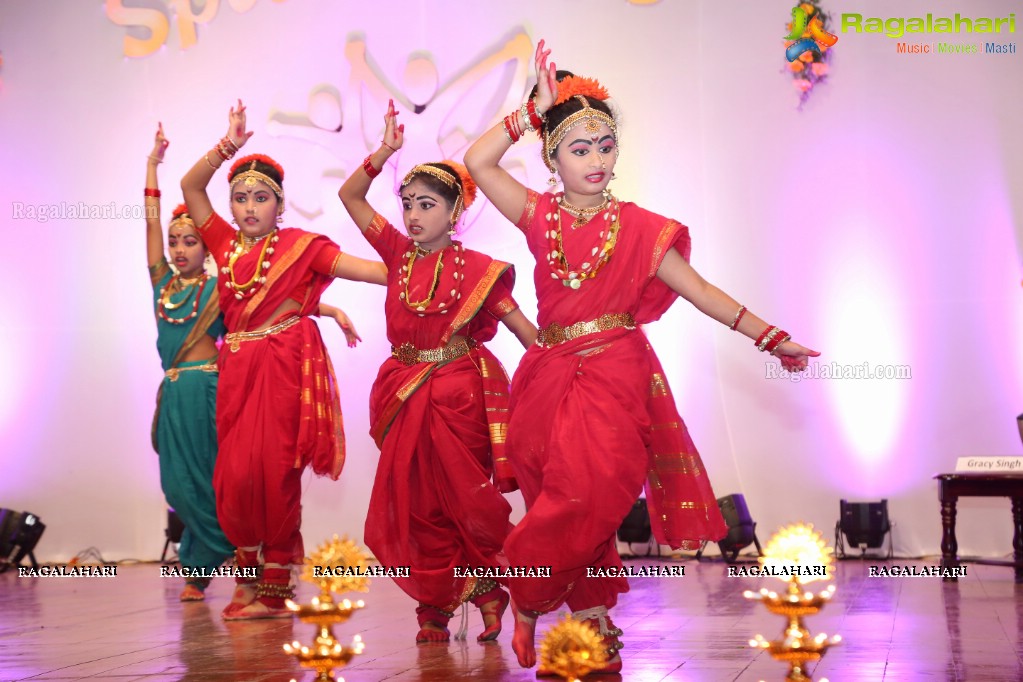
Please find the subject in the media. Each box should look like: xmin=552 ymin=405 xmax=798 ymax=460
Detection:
xmin=158 ymin=273 xmax=209 ymax=325
xmin=546 ymin=192 xmax=621 ymax=289
xmin=398 ymin=243 xmax=465 ymax=316
xmin=222 ymin=230 xmax=278 ymax=300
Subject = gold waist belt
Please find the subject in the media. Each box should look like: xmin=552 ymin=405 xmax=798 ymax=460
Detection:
xmin=537 ymin=312 xmax=636 ymax=348
xmin=165 ymin=362 xmax=218 ymax=382
xmin=225 ymin=315 xmax=300 ymax=353
xmin=391 ymin=337 xmax=477 ymax=366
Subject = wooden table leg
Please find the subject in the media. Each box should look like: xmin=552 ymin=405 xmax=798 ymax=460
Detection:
xmin=1013 ymin=497 xmax=1023 ymax=583
xmin=940 ymin=491 xmax=959 ymax=582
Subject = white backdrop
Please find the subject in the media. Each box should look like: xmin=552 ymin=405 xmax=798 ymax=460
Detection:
xmin=1 ymin=0 xmax=1022 ymax=564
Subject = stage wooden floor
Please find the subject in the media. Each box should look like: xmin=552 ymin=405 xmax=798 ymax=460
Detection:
xmin=2 ymin=557 xmax=1021 ymax=681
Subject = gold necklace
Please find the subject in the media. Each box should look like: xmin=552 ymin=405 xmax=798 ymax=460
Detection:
xmin=546 ymin=193 xmax=621 ymax=289
xmin=158 ymin=274 xmax=208 ymax=324
xmin=399 ymin=243 xmax=464 ymax=314
xmin=559 ymin=192 xmax=610 ymax=229
xmin=223 ymin=229 xmax=278 ymax=300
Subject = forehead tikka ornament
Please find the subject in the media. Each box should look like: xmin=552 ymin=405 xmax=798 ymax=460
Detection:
xmin=401 ymin=163 xmax=468 ymax=225
xmin=542 ymin=95 xmax=618 ymax=173
xmin=229 ymin=160 xmax=284 ymax=202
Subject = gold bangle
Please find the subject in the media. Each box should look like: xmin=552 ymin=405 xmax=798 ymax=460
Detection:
xmin=204 ymin=152 xmax=219 ymax=170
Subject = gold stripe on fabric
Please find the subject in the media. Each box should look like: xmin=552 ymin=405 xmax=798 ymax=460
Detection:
xmin=479 ymin=356 xmax=491 ymax=378
xmin=650 ymin=373 xmax=667 ymax=398
xmin=491 ymin=297 xmax=518 ymax=318
xmin=651 ymin=421 xmax=680 ymax=431
xmin=396 ymin=366 xmax=435 ymax=402
xmin=650 ymin=219 xmax=683 ymax=278
xmin=489 ymin=422 xmax=507 ymax=444
xmin=443 ymin=261 xmax=510 ymax=343
xmin=239 ymin=232 xmax=318 ymax=331
xmin=149 ymin=258 xmax=170 ymax=287
xmin=365 ymin=212 xmax=387 ymax=243
xmin=329 ymin=252 xmax=344 ymax=276
xmin=651 ymin=452 xmax=704 ymax=476
xmin=517 ymin=189 xmax=539 ymax=232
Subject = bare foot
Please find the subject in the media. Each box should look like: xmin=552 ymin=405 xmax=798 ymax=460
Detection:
xmin=415 ymin=621 xmax=450 ymax=643
xmin=510 ymin=601 xmax=537 ymax=668
xmin=179 ymin=582 xmax=205 ymax=602
xmin=220 ymin=583 xmax=256 ymax=618
xmin=222 ymin=598 xmax=291 ymax=621
xmin=477 ymin=589 xmax=509 ymax=642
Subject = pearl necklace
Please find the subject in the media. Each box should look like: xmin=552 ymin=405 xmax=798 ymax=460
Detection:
xmin=158 ymin=273 xmax=208 ymax=324
xmin=398 ymin=243 xmax=464 ymax=316
xmin=222 ymin=229 xmax=278 ymax=300
xmin=545 ymin=193 xmax=621 ymax=289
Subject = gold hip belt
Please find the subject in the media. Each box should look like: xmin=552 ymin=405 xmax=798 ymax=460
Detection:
xmin=391 ymin=337 xmax=477 ymax=366
xmin=225 ymin=315 xmax=300 ymax=353
xmin=165 ymin=362 xmax=218 ymax=382
xmin=537 ymin=312 xmax=636 ymax=348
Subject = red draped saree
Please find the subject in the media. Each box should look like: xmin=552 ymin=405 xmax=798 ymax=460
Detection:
xmin=198 ymin=211 xmax=346 ymax=565
xmin=362 ymin=213 xmax=517 ymax=611
xmin=503 ymin=190 xmax=727 ymax=614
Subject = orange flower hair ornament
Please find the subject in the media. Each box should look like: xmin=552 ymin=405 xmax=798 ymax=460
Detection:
xmin=553 ymin=75 xmax=610 ymax=106
xmin=228 ymin=154 xmax=285 ymax=203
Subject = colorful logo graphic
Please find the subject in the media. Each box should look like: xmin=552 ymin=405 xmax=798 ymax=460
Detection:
xmin=786 ymin=4 xmax=839 ymax=61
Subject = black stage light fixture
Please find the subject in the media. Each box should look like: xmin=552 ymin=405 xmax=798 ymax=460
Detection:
xmin=836 ymin=499 xmax=892 ymax=559
xmin=0 ymin=508 xmax=46 ymax=573
xmin=617 ymin=498 xmax=661 ymax=557
xmin=696 ymin=494 xmax=762 ymax=562
xmin=161 ymin=509 xmax=185 ymax=563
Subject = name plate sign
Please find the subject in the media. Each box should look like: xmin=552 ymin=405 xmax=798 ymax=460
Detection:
xmin=955 ymin=457 xmax=1023 ymax=472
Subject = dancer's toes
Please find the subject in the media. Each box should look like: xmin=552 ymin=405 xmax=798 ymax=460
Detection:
xmin=510 ymin=601 xmax=537 ymax=668
xmin=477 ymin=589 xmax=509 ymax=642
xmin=415 ymin=621 xmax=450 ymax=644
xmin=179 ymin=582 xmax=206 ymax=602
xmin=222 ymin=599 xmax=291 ymax=621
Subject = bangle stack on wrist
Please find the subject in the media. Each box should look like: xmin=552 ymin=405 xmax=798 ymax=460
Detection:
xmin=144 ymin=188 xmax=161 ymax=198
xmin=214 ymin=136 xmax=239 ymax=161
xmin=503 ymin=98 xmax=545 ymax=144
xmin=754 ymin=325 xmax=791 ymax=354
xmin=147 ymin=154 xmax=163 ymax=165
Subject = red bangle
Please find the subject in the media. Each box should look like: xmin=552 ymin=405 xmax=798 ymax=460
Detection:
xmin=730 ymin=305 xmax=747 ymax=331
xmin=755 ymin=325 xmax=777 ymax=351
xmin=526 ymin=99 xmax=544 ymax=131
xmin=362 ymin=155 xmax=380 ymax=179
xmin=765 ymin=330 xmax=790 ymax=354
xmin=144 ymin=188 xmax=161 ymax=198
xmin=503 ymin=115 xmax=520 ymax=143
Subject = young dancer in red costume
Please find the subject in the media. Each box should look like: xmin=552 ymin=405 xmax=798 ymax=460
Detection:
xmin=465 ymin=42 xmax=819 ymax=673
xmin=181 ymin=100 xmax=385 ymax=620
xmin=339 ymin=101 xmax=536 ymax=644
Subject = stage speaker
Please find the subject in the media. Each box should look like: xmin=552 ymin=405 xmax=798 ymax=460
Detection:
xmin=161 ymin=509 xmax=185 ymax=562
xmin=695 ymin=494 xmax=762 ymax=562
xmin=836 ymin=499 xmax=892 ymax=558
xmin=715 ymin=494 xmax=761 ymax=562
xmin=0 ymin=508 xmax=46 ymax=572
xmin=617 ymin=498 xmax=651 ymax=544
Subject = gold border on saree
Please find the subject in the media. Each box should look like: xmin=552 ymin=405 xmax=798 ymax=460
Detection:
xmin=225 ymin=315 xmax=300 ymax=353
xmin=391 ymin=337 xmax=477 ymax=366
xmin=537 ymin=312 xmax=636 ymax=348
